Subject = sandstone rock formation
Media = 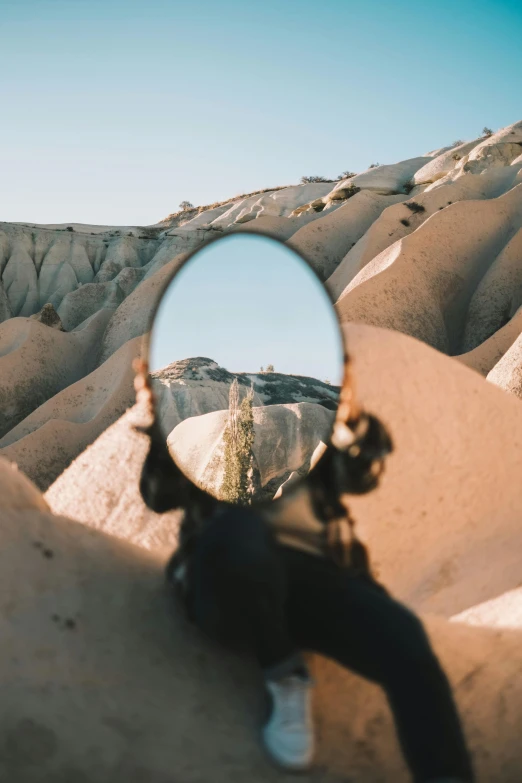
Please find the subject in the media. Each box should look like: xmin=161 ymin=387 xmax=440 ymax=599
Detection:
xmin=167 ymin=401 xmax=334 ymax=498
xmin=151 ymin=357 xmax=339 ymax=440
xmin=2 ymin=447 xmax=522 ymax=782
xmin=3 ymin=119 xmax=522 ymax=780
xmin=44 ymin=323 xmax=522 ymax=622
xmin=2 ymin=119 xmax=522 ymax=482
xmin=44 ymin=405 xmax=181 ymax=553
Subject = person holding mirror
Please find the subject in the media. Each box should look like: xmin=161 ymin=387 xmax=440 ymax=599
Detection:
xmin=133 ymin=358 xmax=474 ymax=783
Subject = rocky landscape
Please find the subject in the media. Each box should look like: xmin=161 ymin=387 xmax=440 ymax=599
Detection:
xmin=2 ymin=119 xmax=522 ymax=781
xmin=149 ymin=356 xmax=339 ymax=498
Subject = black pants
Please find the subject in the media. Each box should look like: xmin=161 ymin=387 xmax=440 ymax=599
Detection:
xmin=187 ymin=507 xmax=474 ymax=783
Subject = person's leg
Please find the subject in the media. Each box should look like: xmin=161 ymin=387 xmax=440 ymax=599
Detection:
xmin=188 ymin=506 xmax=304 ymax=673
xmin=186 ymin=507 xmax=315 ymax=769
xmin=281 ymin=546 xmax=474 ymax=783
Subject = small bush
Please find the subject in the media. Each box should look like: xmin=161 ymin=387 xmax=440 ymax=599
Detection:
xmin=179 ymin=200 xmax=194 ymax=210
xmin=136 ymin=226 xmax=162 ymax=240
xmin=482 ymin=127 xmax=493 ymax=137
xmin=338 ymin=171 xmax=356 ymax=180
xmin=368 ymin=162 xmax=380 ymax=169
xmin=452 ymin=139 xmax=464 ymax=147
xmin=400 ymin=218 xmax=410 ymax=227
xmin=403 ymin=181 xmax=414 ymax=194
xmin=452 ymin=153 xmax=462 ymax=161
xmin=300 ymin=176 xmax=332 ymax=184
xmin=66 ymin=226 xmax=74 ymax=232
xmin=266 ymin=364 xmax=275 ymax=373
xmin=405 ymin=201 xmax=425 ymax=213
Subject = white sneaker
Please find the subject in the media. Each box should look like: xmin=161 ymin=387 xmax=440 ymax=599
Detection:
xmin=262 ymin=674 xmax=315 ymax=771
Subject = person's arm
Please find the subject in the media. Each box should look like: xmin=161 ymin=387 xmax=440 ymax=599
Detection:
xmin=307 ymin=411 xmax=393 ymax=573
xmin=133 ymin=358 xmax=189 ymax=513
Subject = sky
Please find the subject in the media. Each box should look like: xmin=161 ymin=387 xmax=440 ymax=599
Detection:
xmin=149 ymin=234 xmax=344 ymax=382
xmin=1 ymin=0 xmax=521 ymax=226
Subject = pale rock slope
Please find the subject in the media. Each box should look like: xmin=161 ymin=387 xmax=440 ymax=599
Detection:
xmin=332 ymin=156 xmax=431 ymax=196
xmin=3 ymin=118 xmax=522 ymax=783
xmin=0 ymin=310 xmax=111 ymax=438
xmin=341 ymin=324 xmax=522 ymax=617
xmin=452 ymin=587 xmax=522 ymax=631
xmin=0 ymin=337 xmax=140 ymax=489
xmin=45 ymin=323 xmax=522 ymax=622
xmin=327 ymin=166 xmax=522 ymax=301
xmin=413 ymin=138 xmax=484 ymax=185
xmin=2 ymin=117 xmax=522 ymax=493
xmin=456 ymin=306 xmax=522 ymax=376
xmin=486 ymin=331 xmax=522 ymax=397
xmin=44 ymin=405 xmax=181 ymax=552
xmin=2 ymin=447 xmax=522 ymax=781
xmin=151 ymin=356 xmax=338 ymax=441
xmin=336 ymin=183 xmax=522 ymax=354
xmin=288 ymin=190 xmax=406 ymax=280
xmin=167 ymin=402 xmax=334 ymax=498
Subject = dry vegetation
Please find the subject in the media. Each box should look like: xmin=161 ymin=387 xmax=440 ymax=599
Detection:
xmin=160 ymin=185 xmax=291 ymax=227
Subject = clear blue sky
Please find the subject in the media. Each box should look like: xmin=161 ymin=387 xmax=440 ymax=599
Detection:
xmin=1 ymin=0 xmax=521 ymax=226
xmin=149 ymin=234 xmax=344 ymax=382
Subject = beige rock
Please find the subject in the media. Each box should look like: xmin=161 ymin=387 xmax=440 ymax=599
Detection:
xmin=0 ymin=456 xmax=49 ymax=511
xmin=462 ymin=226 xmax=522 ymax=351
xmin=336 ymin=184 xmax=522 ymax=353
xmin=413 ymin=139 xmax=482 ymax=185
xmin=327 ymin=169 xmax=522 ymax=302
xmin=487 ymin=331 xmax=522 ymax=398
xmin=463 ymin=120 xmax=522 ymax=175
xmin=456 ymin=306 xmax=522 ymax=376
xmin=452 ymin=587 xmax=522 ymax=630
xmin=37 ymin=323 xmax=522 ymax=624
xmin=288 ymin=191 xmax=405 ymax=280
xmin=167 ymin=402 xmax=333 ymax=495
xmin=97 ymin=255 xmax=186 ymax=363
xmin=0 ymin=459 xmax=521 ymax=781
xmin=331 ymin=157 xmax=430 ymax=196
xmin=0 ymin=312 xmax=111 ymax=439
xmin=0 ymin=337 xmax=140 ymax=489
xmin=45 ymin=405 xmax=181 ymax=553
xmin=342 ymin=323 xmax=522 ymax=617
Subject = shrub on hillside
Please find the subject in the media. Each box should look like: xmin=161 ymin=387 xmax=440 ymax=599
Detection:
xmin=300 ymin=176 xmax=332 ymax=184
xmin=405 ymin=201 xmax=425 ymax=213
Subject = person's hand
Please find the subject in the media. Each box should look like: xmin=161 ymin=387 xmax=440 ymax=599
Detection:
xmin=132 ymin=357 xmax=155 ymax=421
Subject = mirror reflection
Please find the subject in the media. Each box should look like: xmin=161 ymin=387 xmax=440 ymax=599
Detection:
xmin=148 ymin=233 xmax=344 ymax=504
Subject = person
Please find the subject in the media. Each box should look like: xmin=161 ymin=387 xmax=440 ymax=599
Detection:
xmin=134 ymin=359 xmax=474 ymax=783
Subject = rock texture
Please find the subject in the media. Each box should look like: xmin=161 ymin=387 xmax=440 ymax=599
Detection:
xmin=44 ymin=323 xmax=522 ymax=620
xmin=167 ymin=401 xmax=334 ymax=498
xmin=2 ymin=448 xmax=522 ymax=782
xmin=44 ymin=405 xmax=181 ymax=553
xmin=151 ymin=357 xmax=339 ymax=440
xmin=4 ymin=116 xmax=522 ymax=779
xmin=2 ymin=119 xmax=522 ymax=483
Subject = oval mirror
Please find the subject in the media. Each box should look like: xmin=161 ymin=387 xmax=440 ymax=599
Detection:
xmin=146 ymin=232 xmax=345 ymax=506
